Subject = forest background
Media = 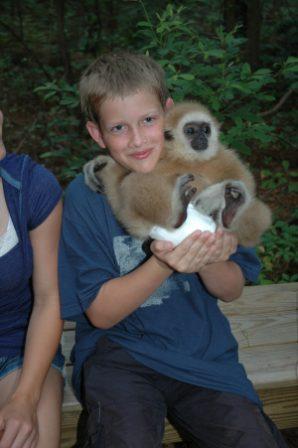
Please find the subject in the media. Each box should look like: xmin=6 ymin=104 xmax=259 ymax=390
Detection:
xmin=1 ymin=0 xmax=297 ymax=284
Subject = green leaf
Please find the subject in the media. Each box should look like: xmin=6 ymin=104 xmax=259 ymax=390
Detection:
xmin=179 ymin=73 xmax=195 ymax=80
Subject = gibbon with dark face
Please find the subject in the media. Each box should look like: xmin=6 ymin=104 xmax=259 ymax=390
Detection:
xmin=84 ymin=102 xmax=272 ymax=247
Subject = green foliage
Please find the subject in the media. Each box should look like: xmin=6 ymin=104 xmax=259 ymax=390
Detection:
xmin=1 ymin=0 xmax=297 ymax=284
xmin=260 ymin=160 xmax=297 ymax=193
xmin=135 ymin=4 xmax=282 ymax=155
xmin=34 ymin=79 xmax=98 ymax=182
xmin=281 ymin=56 xmax=298 ymax=90
xmin=258 ymin=217 xmax=298 ymax=284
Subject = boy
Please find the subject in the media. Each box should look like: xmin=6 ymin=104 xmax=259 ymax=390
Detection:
xmin=59 ymin=52 xmax=287 ymax=447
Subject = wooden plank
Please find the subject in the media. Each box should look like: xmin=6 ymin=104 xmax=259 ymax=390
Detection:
xmin=240 ymin=342 xmax=298 ymax=386
xmin=63 ymin=379 xmax=79 ymax=409
xmin=219 ymin=282 xmax=297 ymax=316
xmin=258 ymin=381 xmax=298 ymax=429
xmin=61 ymin=406 xmax=81 ymax=448
xmin=230 ymin=312 xmax=297 ymax=348
xmin=63 ymin=321 xmax=75 ymax=331
xmin=61 ymin=332 xmax=75 ymax=366
xmin=162 ymin=419 xmax=181 ymax=444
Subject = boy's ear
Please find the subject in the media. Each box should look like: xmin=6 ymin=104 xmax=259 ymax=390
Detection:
xmin=165 ymin=97 xmax=174 ymax=110
xmin=86 ymin=121 xmax=106 ymax=148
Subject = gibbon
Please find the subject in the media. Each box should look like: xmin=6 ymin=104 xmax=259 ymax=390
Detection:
xmin=84 ymin=101 xmax=272 ymax=247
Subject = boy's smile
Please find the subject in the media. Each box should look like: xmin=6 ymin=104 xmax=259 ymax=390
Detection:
xmin=86 ymin=91 xmax=168 ymax=173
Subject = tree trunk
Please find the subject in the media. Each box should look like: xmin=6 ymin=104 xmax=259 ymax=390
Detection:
xmin=223 ymin=0 xmax=237 ymax=32
xmin=54 ymin=0 xmax=73 ymax=83
xmin=16 ymin=0 xmax=23 ymax=40
xmin=223 ymin=0 xmax=247 ymax=33
xmin=246 ymin=0 xmax=262 ymax=69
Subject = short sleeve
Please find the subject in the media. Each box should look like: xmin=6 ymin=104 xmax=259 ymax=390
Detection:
xmin=230 ymin=245 xmax=261 ymax=283
xmin=27 ymin=161 xmax=62 ymax=230
xmin=59 ymin=175 xmax=120 ymax=320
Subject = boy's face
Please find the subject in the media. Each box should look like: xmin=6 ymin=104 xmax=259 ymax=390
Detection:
xmin=86 ymin=90 xmax=172 ymax=173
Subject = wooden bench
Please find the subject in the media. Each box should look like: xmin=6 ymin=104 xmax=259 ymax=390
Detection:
xmin=61 ymin=282 xmax=298 ymax=447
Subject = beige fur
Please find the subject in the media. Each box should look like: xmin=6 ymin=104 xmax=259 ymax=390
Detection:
xmin=84 ymin=101 xmax=271 ymax=246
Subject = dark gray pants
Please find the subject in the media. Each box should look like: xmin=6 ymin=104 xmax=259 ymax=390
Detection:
xmin=83 ymin=336 xmax=288 ymax=448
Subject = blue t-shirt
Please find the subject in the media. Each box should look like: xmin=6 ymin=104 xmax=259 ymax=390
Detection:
xmin=0 ymin=153 xmax=62 ymax=356
xmin=59 ymin=174 xmax=262 ymax=404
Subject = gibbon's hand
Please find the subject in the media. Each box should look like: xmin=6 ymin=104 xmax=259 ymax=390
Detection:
xmin=0 ymin=395 xmax=38 ymax=448
xmin=151 ymin=229 xmax=238 ymax=274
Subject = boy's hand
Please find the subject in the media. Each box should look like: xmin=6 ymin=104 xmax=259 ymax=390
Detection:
xmin=203 ymin=228 xmax=238 ymax=265
xmin=150 ymin=229 xmax=237 ymax=273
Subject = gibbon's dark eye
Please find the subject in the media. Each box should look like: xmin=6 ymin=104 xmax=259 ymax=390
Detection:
xmin=201 ymin=123 xmax=211 ymax=136
xmin=185 ymin=126 xmax=196 ymax=135
xmin=183 ymin=122 xmax=201 ymax=138
xmin=164 ymin=129 xmax=174 ymax=141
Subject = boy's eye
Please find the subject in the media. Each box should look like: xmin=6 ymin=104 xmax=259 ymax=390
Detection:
xmin=110 ymin=124 xmax=124 ymax=133
xmin=144 ymin=116 xmax=155 ymax=125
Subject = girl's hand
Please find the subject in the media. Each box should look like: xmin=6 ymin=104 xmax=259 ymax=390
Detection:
xmin=0 ymin=395 xmax=38 ymax=448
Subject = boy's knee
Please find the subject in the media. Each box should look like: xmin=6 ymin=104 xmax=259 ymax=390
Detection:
xmin=85 ymin=400 xmax=165 ymax=448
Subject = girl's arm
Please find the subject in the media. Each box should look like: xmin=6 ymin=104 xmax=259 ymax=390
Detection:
xmin=0 ymin=201 xmax=63 ymax=447
xmin=15 ymin=200 xmax=63 ymax=402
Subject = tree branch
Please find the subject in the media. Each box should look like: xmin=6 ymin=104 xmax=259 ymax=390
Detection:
xmin=260 ymin=89 xmax=294 ymax=117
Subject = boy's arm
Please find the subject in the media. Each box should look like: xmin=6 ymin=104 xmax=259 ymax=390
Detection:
xmin=86 ymin=255 xmax=173 ymax=328
xmin=198 ymin=261 xmax=245 ymax=302
xmin=86 ymin=229 xmax=240 ymax=328
xmin=62 ymin=182 xmax=245 ymax=328
xmin=151 ymin=228 xmax=244 ymax=302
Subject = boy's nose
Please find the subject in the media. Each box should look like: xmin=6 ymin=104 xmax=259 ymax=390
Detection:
xmin=130 ymin=127 xmax=143 ymax=147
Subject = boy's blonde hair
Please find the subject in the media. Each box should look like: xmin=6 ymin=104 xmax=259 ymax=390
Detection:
xmin=79 ymin=52 xmax=169 ymax=123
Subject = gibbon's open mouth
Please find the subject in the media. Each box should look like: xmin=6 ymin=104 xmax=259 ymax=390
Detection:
xmin=222 ymin=184 xmax=246 ymax=228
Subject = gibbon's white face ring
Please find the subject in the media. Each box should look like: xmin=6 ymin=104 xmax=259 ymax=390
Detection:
xmin=171 ymin=110 xmax=220 ymax=162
